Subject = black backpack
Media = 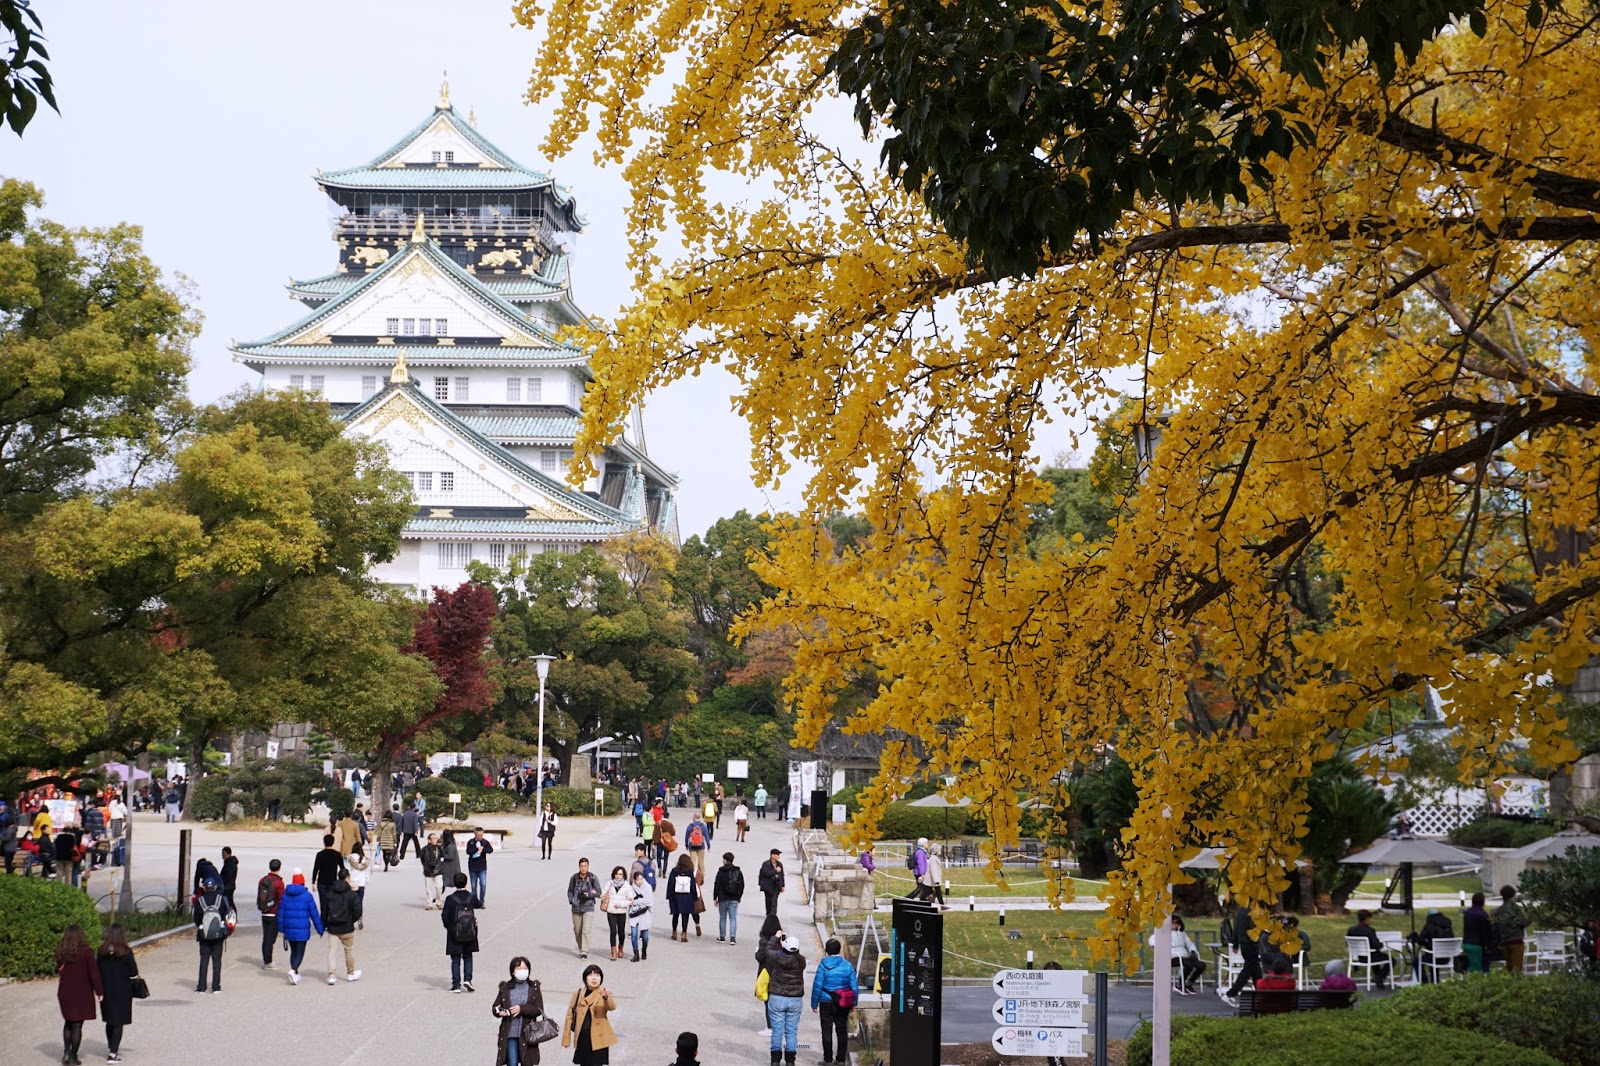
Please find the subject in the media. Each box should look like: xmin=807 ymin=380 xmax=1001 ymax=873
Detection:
xmin=726 ymin=867 xmax=745 ymax=898
xmin=451 ymin=899 xmax=478 ymax=942
xmin=327 ymin=889 xmax=354 ymax=929
xmin=256 ymin=875 xmax=276 ymax=913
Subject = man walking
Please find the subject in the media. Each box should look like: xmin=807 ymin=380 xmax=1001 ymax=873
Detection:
xmin=192 ymin=876 xmax=234 ymax=994
xmin=685 ymin=812 xmax=711 ymax=877
xmin=323 ymin=868 xmax=363 ymax=985
xmin=442 ymin=872 xmax=478 ymax=993
xmin=630 ymin=841 xmax=657 ymax=891
xmin=567 ymin=857 xmax=601 ymax=959
xmin=219 ymin=846 xmax=239 ymax=909
xmin=466 ymin=827 xmax=494 ymax=908
xmin=397 ymin=805 xmax=422 ymax=861
xmin=421 ymin=832 xmax=444 ymax=909
xmin=312 ymin=833 xmax=344 ymax=919
xmin=759 ymin=848 xmax=786 ymax=917
xmin=712 ymin=851 xmax=744 ymax=943
xmin=754 ymin=783 xmax=768 ymax=820
xmin=255 ymin=858 xmax=286 ymax=969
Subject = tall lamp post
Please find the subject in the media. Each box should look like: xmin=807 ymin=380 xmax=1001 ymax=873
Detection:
xmin=1132 ymin=411 xmax=1172 ymax=1066
xmin=531 ymin=654 xmax=556 ymax=834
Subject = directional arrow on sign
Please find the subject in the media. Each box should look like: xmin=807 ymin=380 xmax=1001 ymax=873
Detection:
xmin=991 ymin=1026 xmax=1089 ymax=1058
xmin=991 ymin=996 xmax=1087 ymax=1028
xmin=991 ymin=968 xmax=1087 ymax=997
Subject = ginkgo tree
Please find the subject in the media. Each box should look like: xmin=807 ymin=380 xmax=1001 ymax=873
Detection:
xmin=517 ymin=0 xmax=1600 ymax=959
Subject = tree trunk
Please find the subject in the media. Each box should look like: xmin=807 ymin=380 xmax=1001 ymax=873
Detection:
xmin=371 ymin=745 xmax=396 ymax=819
xmin=180 ymin=733 xmax=209 ymax=820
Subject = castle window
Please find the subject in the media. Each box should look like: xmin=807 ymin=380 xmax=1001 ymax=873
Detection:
xmin=434 ymin=377 xmax=450 ymax=401
xmin=446 ymin=151 xmax=455 ymax=162
xmin=541 ymin=451 xmax=558 ymax=474
xmin=418 ymin=318 xmax=431 ymax=336
xmin=289 ymin=374 xmax=304 ymax=389
xmin=385 ymin=318 xmax=399 ymax=335
xmin=437 ymin=542 xmax=471 ymax=568
xmin=488 ymin=542 xmax=506 ymax=568
xmin=431 ymin=150 xmax=442 ymax=163
xmin=454 ymin=377 xmax=470 ymax=401
xmin=436 ymin=318 xmax=448 ymax=336
xmin=526 ymin=376 xmax=542 ymax=402
xmin=309 ymin=375 xmax=325 ymax=395
xmin=361 ymin=375 xmax=378 ymax=399
xmin=416 ymin=472 xmax=433 ymax=492
xmin=506 ymin=377 xmax=521 ymax=402
xmin=402 ymin=318 xmax=416 ymax=335
xmin=439 ymin=472 xmax=454 ymax=492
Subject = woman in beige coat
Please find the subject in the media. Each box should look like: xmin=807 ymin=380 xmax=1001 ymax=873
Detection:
xmin=560 ymin=963 xmax=617 ymax=1065
xmin=923 ymin=843 xmax=948 ymax=909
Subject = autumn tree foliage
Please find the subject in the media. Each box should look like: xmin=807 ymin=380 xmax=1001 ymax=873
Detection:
xmin=367 ymin=582 xmax=500 ymax=815
xmin=519 ymin=0 xmax=1600 ymax=961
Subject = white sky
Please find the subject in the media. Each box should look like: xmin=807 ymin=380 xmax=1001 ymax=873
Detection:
xmin=1 ymin=1 xmax=802 ymax=536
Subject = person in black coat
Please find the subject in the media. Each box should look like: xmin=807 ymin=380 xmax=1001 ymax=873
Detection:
xmin=96 ymin=924 xmax=139 ymax=1063
xmin=442 ymin=872 xmax=479 ymax=993
xmin=219 ymin=847 xmax=239 ymax=908
xmin=758 ymin=849 xmax=785 ymax=917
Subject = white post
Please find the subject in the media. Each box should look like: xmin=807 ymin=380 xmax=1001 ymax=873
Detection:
xmin=532 ymin=654 xmax=554 ymax=845
xmin=1154 ymin=898 xmax=1172 ymax=1066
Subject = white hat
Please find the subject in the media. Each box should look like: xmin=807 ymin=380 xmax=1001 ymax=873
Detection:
xmin=783 ymin=936 xmax=800 ymax=952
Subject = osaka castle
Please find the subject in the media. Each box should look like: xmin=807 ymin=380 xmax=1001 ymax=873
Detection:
xmin=233 ymin=83 xmax=679 ymax=595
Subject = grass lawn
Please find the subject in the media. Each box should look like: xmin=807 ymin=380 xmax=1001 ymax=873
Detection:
xmin=1352 ymin=872 xmax=1483 ymax=897
xmin=872 ymin=864 xmax=1103 ymax=899
xmin=206 ymin=817 xmax=323 ymax=832
xmin=102 ymin=905 xmax=189 ymax=940
xmin=936 ymin=909 xmax=1425 ymax=978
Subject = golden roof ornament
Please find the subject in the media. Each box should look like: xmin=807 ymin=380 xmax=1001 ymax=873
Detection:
xmin=438 ymin=72 xmax=450 ymax=110
xmin=411 ymin=211 xmax=427 ymax=243
xmin=390 ymin=351 xmax=410 ymax=385
xmin=469 ymin=106 xmax=477 ymax=127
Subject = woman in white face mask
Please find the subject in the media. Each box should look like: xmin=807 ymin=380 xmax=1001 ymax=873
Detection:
xmin=493 ymin=954 xmax=547 ymax=1066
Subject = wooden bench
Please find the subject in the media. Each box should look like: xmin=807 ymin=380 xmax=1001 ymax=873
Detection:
xmin=1235 ymin=989 xmax=1354 ymax=1016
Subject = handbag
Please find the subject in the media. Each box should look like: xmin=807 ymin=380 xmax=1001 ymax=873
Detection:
xmin=694 ymin=893 xmax=706 ymax=915
xmin=130 ymin=974 xmax=150 ymax=1000
xmin=754 ymin=967 xmax=770 ymax=1001
xmin=527 ymin=1014 xmax=560 ymax=1044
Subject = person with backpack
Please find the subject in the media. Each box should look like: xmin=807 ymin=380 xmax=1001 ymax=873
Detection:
xmin=256 ymin=858 xmax=286 ymax=968
xmin=656 ymin=814 xmax=677 ymax=877
xmin=810 ymin=937 xmax=857 ymax=1065
xmin=422 ymin=832 xmax=444 ymax=909
xmin=626 ymin=866 xmax=654 ymax=962
xmin=442 ymin=871 xmax=479 ymax=992
xmin=665 ymin=854 xmax=703 ymax=941
xmin=713 ymin=852 xmax=745 ymax=944
xmin=323 ymin=867 xmax=363 ymax=985
xmin=491 ymin=954 xmax=547 ymax=1066
xmin=567 ymin=858 xmax=602 ymax=960
xmin=685 ymin=814 xmax=710 ymax=877
xmin=192 ymin=875 xmax=234 ymax=994
xmin=537 ymin=802 xmax=559 ymax=860
xmin=906 ymin=838 xmax=931 ymax=901
xmin=701 ymin=796 xmax=719 ymax=841
xmin=467 ymin=827 xmax=495 ymax=908
xmin=630 ymin=841 xmax=657 ymax=890
xmin=759 ymin=849 xmax=786 ymax=917
xmin=633 ymin=798 xmax=646 ymax=838
xmin=277 ymin=869 xmax=324 ymax=985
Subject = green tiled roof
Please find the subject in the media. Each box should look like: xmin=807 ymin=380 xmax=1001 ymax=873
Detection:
xmin=405 ymin=518 xmax=633 ymax=537
xmin=458 ymin=414 xmax=582 ymax=440
xmin=288 ymin=253 xmax=567 ymax=300
xmin=237 ymin=237 xmax=584 ymax=355
xmin=341 ymin=382 xmax=634 ymax=527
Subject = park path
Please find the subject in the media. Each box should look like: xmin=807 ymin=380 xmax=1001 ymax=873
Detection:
xmin=0 ymin=804 xmax=820 ymax=1066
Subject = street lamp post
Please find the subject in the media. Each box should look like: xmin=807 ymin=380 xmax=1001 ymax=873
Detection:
xmin=1133 ymin=411 xmax=1172 ymax=1066
xmin=531 ymin=654 xmax=556 ymax=840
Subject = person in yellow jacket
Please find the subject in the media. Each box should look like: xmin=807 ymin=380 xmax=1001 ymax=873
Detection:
xmin=560 ymin=964 xmax=618 ymax=1065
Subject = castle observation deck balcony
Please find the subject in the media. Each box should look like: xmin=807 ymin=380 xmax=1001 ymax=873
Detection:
xmin=333 ymin=209 xmax=556 ymax=244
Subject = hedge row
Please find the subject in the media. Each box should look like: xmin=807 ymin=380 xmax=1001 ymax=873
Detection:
xmin=828 ymin=787 xmax=970 ymax=838
xmin=0 ymin=877 xmax=101 ymax=979
xmin=1372 ymin=971 xmax=1600 ymax=1066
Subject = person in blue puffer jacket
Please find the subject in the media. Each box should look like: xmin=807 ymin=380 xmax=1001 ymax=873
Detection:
xmin=810 ymin=938 xmax=858 ymax=1066
xmin=275 ymin=869 xmax=324 ymax=986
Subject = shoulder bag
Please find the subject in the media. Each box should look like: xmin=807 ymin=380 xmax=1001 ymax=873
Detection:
xmin=754 ymin=967 xmax=770 ymax=1001
xmin=129 ymin=958 xmax=149 ymax=1000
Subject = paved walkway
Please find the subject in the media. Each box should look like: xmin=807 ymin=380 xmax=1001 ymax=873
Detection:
xmin=1 ymin=807 xmax=817 ymax=1066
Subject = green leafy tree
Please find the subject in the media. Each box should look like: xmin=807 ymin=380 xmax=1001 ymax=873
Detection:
xmin=1027 ymin=464 xmax=1115 ymax=554
xmin=0 ymin=3 xmax=57 ymax=136
xmin=1298 ymin=758 xmax=1397 ymax=911
xmin=674 ymin=510 xmax=778 ymax=693
xmin=1519 ymin=847 xmax=1600 ymax=946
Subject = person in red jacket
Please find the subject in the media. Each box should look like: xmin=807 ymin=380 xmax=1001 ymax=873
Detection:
xmin=1254 ymin=956 xmax=1297 ymax=991
xmin=56 ymin=923 xmax=102 ymax=1064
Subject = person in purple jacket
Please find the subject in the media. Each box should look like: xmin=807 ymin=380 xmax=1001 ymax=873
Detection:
xmin=906 ymin=838 xmax=931 ymax=901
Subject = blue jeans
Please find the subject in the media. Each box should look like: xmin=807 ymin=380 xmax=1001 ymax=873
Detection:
xmin=470 ymin=868 xmax=487 ymax=906
xmin=450 ymin=952 xmax=474 ymax=989
xmin=287 ymin=939 xmax=307 ymax=972
xmin=718 ymin=899 xmax=738 ymax=940
xmin=630 ymin=925 xmax=650 ymax=956
xmin=507 ymin=1038 xmax=520 ymax=1066
xmin=768 ymin=994 xmax=802 ymax=1052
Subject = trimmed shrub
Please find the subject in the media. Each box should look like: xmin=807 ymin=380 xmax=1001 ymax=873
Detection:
xmin=188 ymin=774 xmax=233 ymax=821
xmin=830 ymin=785 xmax=865 ymax=817
xmin=441 ymin=765 xmax=483 ymax=789
xmin=1372 ymin=970 xmax=1600 ymax=1065
xmin=1127 ymin=1010 xmax=1559 ymax=1066
xmin=0 ymin=877 xmax=101 ymax=979
xmin=320 ymin=786 xmax=356 ymax=820
xmin=874 ymin=800 xmax=968 ymax=840
xmin=1449 ymin=817 xmax=1556 ymax=850
xmin=543 ymin=785 xmax=622 ymax=816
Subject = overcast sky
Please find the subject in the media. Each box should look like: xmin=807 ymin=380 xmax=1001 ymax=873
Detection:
xmin=2 ymin=1 xmax=811 ymax=536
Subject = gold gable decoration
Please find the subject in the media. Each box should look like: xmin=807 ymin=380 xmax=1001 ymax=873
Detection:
xmin=390 ymin=352 xmax=409 ymax=384
xmin=411 ymin=212 xmax=428 ymax=244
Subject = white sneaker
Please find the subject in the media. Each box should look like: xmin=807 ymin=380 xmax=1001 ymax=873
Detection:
xmin=348 ymin=970 xmax=362 ymax=982
xmin=327 ymin=974 xmax=337 ymax=985
xmin=289 ymin=970 xmax=300 ymax=985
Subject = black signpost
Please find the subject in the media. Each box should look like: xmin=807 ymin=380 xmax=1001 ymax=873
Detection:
xmin=891 ymin=897 xmax=943 ymax=1066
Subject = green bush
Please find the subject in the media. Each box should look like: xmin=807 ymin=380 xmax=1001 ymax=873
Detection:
xmin=320 ymin=786 xmax=356 ymax=820
xmin=1449 ymin=817 xmax=1556 ymax=850
xmin=415 ymin=776 xmax=521 ymax=816
xmin=1126 ymin=1010 xmax=1559 ymax=1066
xmin=543 ymin=785 xmax=622 ymax=816
xmin=0 ymin=877 xmax=101 ymax=979
xmin=875 ymin=800 xmax=969 ymax=839
xmin=441 ymin=765 xmax=483 ymax=788
xmin=1372 ymin=971 xmax=1600 ymax=1065
xmin=830 ymin=785 xmax=865 ymax=817
xmin=188 ymin=774 xmax=233 ymax=820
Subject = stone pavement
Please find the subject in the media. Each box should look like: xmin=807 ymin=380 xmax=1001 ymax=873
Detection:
xmin=1 ymin=806 xmax=822 ymax=1066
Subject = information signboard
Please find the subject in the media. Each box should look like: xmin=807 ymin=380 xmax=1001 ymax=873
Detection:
xmin=890 ymin=898 xmax=943 ymax=1066
xmin=991 ymin=997 xmax=1087 ymax=1028
xmin=991 ymin=969 xmax=1088 ymax=996
xmin=992 ymin=1027 xmax=1087 ymax=1058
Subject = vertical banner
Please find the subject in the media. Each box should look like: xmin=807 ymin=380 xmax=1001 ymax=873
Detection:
xmin=787 ymin=761 xmax=804 ymax=819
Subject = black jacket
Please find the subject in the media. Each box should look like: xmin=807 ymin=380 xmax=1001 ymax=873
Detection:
xmin=421 ymin=843 xmax=441 ymax=878
xmin=713 ymin=863 xmax=745 ymax=902
xmin=758 ymin=859 xmax=785 ymax=895
xmin=759 ymin=940 xmax=807 ymax=998
xmin=96 ymin=952 xmax=138 ymax=1027
xmin=1414 ymin=912 xmax=1454 ymax=950
xmin=220 ymin=855 xmax=238 ymax=896
xmin=312 ymin=847 xmax=344 ymax=888
xmin=325 ymin=880 xmax=362 ymax=935
xmin=442 ymin=888 xmax=479 ymax=954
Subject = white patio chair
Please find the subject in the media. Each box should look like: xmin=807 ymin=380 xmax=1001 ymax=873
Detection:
xmin=1529 ymin=930 xmax=1572 ymax=974
xmin=1346 ymin=936 xmax=1385 ymax=990
xmin=1420 ymin=937 xmax=1462 ymax=983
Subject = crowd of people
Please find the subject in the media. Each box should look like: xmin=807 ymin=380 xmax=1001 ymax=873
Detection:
xmin=0 ymin=787 xmax=130 ymax=884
